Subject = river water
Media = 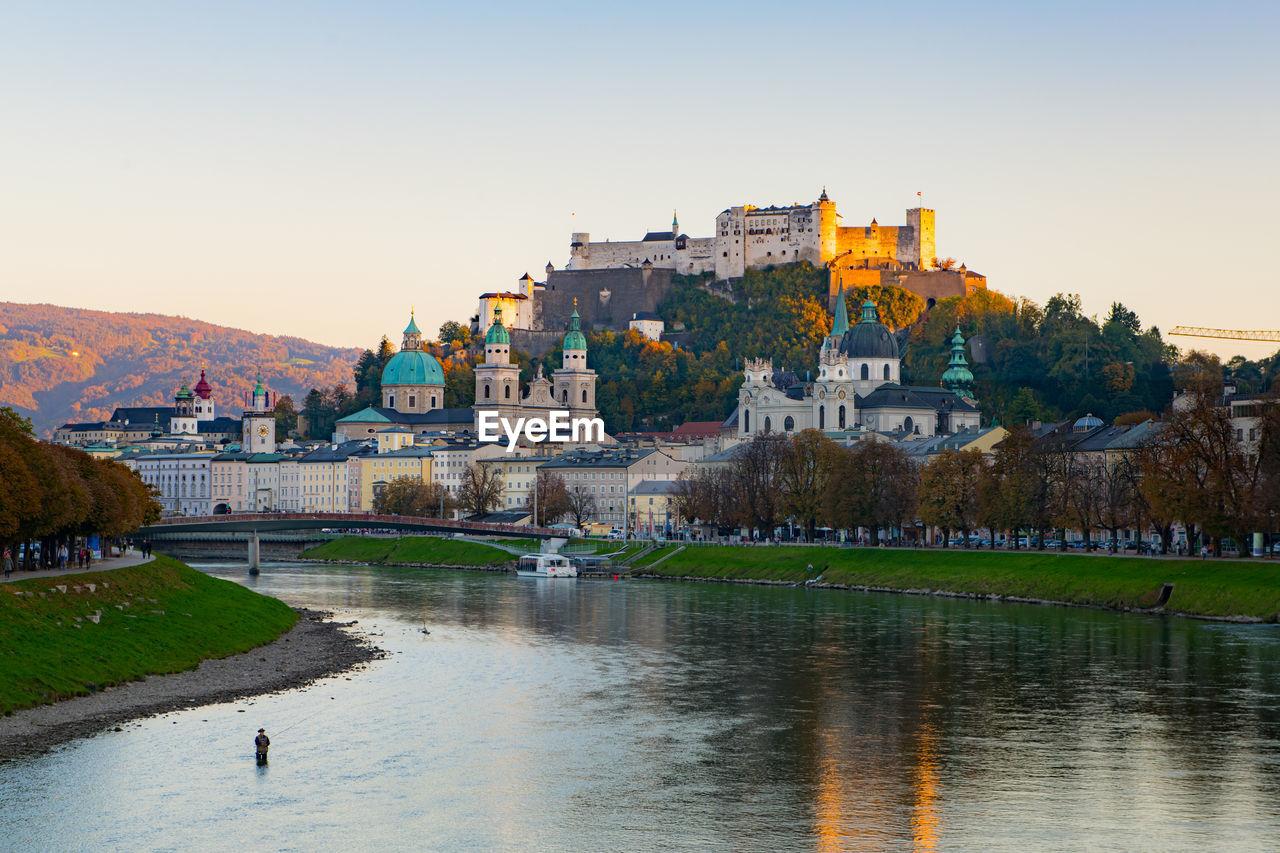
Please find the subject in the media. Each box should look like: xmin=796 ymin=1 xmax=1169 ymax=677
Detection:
xmin=2 ymin=562 xmax=1280 ymax=852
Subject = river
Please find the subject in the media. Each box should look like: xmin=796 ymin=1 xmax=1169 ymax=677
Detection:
xmin=2 ymin=561 xmax=1279 ymax=852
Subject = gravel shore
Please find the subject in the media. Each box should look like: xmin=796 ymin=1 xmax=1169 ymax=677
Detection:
xmin=0 ymin=609 xmax=385 ymax=760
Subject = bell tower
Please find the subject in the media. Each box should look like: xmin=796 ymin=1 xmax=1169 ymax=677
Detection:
xmin=552 ymin=301 xmax=597 ymax=415
xmin=241 ymin=372 xmax=276 ymax=453
xmin=473 ymin=306 xmax=523 ymax=431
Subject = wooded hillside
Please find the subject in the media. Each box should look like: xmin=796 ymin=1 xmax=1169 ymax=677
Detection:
xmin=0 ymin=302 xmax=361 ymax=435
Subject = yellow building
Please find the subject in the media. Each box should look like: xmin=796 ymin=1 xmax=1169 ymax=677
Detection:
xmin=627 ymin=480 xmax=680 ymax=539
xmin=352 ymin=446 xmax=435 ymax=512
xmin=479 ymin=454 xmax=554 ymax=512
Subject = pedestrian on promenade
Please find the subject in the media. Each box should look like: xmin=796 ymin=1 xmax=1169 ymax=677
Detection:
xmin=3 ymin=549 xmax=12 ymax=579
xmin=85 ymin=548 xmax=93 ymax=569
xmin=58 ymin=544 xmax=68 ymax=571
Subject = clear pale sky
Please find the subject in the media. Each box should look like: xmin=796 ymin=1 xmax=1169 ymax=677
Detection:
xmin=2 ymin=1 xmax=1277 ymax=361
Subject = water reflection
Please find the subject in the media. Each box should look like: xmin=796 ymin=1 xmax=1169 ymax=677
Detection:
xmin=1 ymin=562 xmax=1278 ymax=851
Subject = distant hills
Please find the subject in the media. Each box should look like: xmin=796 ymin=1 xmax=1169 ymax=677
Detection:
xmin=0 ymin=302 xmax=362 ymax=436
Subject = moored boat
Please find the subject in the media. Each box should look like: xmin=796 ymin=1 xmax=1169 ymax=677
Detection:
xmin=516 ymin=553 xmax=578 ymax=578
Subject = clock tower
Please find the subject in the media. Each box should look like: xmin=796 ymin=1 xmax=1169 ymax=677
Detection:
xmin=241 ymin=373 xmax=276 ymax=453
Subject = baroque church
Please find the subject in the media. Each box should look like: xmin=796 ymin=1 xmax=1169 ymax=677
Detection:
xmin=737 ymin=286 xmax=980 ymax=439
xmin=334 ymin=307 xmax=601 ymax=443
xmin=335 ymin=312 xmax=474 ymax=441
xmin=472 ymin=302 xmax=599 ymax=434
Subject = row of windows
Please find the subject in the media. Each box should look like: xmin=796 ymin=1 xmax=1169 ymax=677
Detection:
xmin=745 ymin=405 xmax=847 ymax=433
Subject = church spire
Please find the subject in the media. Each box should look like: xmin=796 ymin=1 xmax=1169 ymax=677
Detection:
xmin=830 ymin=283 xmax=850 ymax=338
xmin=402 ymin=309 xmax=423 ymax=351
xmin=941 ymin=326 xmax=976 ymax=400
xmin=672 ymin=208 xmax=679 ymax=235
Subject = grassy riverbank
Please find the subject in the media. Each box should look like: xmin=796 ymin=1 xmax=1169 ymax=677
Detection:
xmin=642 ymin=546 xmax=1280 ymax=620
xmin=0 ymin=555 xmax=297 ymax=714
xmin=299 ymin=536 xmax=514 ymax=567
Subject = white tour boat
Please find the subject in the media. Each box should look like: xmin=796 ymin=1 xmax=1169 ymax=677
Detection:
xmin=516 ymin=553 xmax=578 ymax=578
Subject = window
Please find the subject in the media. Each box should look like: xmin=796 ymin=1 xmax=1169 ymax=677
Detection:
xmin=764 ymin=416 xmax=772 ymax=433
xmin=484 ymin=385 xmax=490 ymax=399
xmin=883 ymin=364 xmax=890 ymax=381
xmin=408 ymin=395 xmax=416 ymax=408
xmin=430 ymin=396 xmax=436 ymax=408
xmin=784 ymin=416 xmax=794 ymax=432
xmin=839 ymin=405 xmax=846 ymax=428
xmin=387 ymin=394 xmax=395 ymax=407
xmin=743 ymin=409 xmax=750 ymax=432
xmin=861 ymin=364 xmax=869 ymax=381
xmin=819 ymin=406 xmax=825 ymax=429
xmin=581 ymin=388 xmax=587 ymax=403
xmin=505 ymin=385 xmax=511 ymax=399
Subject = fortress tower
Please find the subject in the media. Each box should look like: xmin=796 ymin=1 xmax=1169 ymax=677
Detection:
xmin=815 ymin=187 xmax=839 ymax=265
xmin=906 ymin=208 xmax=936 ymax=270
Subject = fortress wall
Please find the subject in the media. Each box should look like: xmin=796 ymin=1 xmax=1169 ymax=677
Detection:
xmin=835 ymin=225 xmax=907 ymax=265
xmin=509 ymin=330 xmax=569 ymax=359
xmin=570 ymin=240 xmax=678 ymax=270
xmin=538 ymin=268 xmax=674 ymax=333
xmin=829 ymin=268 xmax=983 ymax=310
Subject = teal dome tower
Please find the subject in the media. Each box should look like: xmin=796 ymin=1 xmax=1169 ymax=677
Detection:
xmin=380 ymin=310 xmax=445 ymax=413
xmin=940 ymin=327 xmax=975 ymax=399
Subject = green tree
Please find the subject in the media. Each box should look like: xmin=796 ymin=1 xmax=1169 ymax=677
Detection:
xmin=778 ymin=429 xmax=841 ymax=539
xmin=919 ymin=449 xmax=985 ymax=547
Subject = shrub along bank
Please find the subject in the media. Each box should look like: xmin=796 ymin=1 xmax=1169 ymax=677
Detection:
xmin=0 ymin=555 xmax=297 ymax=714
xmin=640 ymin=546 xmax=1280 ymax=620
xmin=299 ymin=536 xmax=514 ymax=567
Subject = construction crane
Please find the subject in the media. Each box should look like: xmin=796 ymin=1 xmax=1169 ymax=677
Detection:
xmin=1169 ymin=327 xmax=1280 ymax=343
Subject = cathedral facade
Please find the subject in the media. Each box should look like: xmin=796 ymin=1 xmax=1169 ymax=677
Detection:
xmin=738 ymin=286 xmax=981 ymax=439
xmin=473 ymin=304 xmax=599 ymax=434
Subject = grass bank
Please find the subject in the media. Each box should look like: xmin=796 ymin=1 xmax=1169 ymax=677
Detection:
xmin=641 ymin=546 xmax=1280 ymax=621
xmin=0 ymin=555 xmax=297 ymax=714
xmin=299 ymin=536 xmax=514 ymax=567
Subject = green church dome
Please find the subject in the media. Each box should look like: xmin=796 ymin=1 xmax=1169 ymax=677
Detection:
xmin=381 ymin=349 xmax=444 ymax=387
xmin=838 ymin=300 xmax=898 ymax=359
xmin=485 ymin=321 xmax=510 ymax=345
xmin=563 ymin=307 xmax=587 ymax=351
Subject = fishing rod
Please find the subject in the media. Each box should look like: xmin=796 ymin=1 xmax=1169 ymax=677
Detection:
xmin=272 ymin=706 xmax=326 ymax=737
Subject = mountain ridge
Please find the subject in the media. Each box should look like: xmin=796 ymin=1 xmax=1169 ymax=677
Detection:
xmin=0 ymin=301 xmax=363 ymax=436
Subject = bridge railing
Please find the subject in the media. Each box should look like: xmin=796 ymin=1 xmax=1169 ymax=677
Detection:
xmin=144 ymin=512 xmax=559 ymax=538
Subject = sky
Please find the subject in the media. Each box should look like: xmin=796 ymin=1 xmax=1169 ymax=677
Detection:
xmin=2 ymin=0 xmax=1277 ymax=362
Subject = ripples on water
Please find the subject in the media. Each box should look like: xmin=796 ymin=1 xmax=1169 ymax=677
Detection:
xmin=2 ymin=562 xmax=1279 ymax=851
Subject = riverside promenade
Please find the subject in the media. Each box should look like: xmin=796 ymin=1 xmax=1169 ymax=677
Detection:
xmin=1 ymin=550 xmax=154 ymax=583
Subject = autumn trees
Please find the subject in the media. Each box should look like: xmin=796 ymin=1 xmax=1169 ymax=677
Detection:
xmin=527 ymin=472 xmax=571 ymax=526
xmin=372 ymin=476 xmax=455 ymax=518
xmin=0 ymin=406 xmax=159 ymax=569
xmin=919 ymin=449 xmax=984 ymax=546
xmin=458 ymin=463 xmax=504 ymax=516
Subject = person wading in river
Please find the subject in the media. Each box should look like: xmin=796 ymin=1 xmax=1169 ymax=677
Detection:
xmin=255 ymin=728 xmax=270 ymax=763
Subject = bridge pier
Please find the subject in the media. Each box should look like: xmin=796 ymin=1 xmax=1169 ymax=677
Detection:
xmin=248 ymin=532 xmax=260 ymax=573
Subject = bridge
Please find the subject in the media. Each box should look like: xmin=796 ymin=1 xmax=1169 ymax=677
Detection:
xmin=140 ymin=512 xmax=557 ymax=539
xmin=139 ymin=512 xmax=559 ymax=568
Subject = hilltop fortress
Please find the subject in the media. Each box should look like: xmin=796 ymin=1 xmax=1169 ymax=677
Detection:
xmin=475 ymin=189 xmax=986 ymax=354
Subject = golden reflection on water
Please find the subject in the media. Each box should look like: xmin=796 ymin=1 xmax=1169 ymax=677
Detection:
xmin=910 ymin=717 xmax=941 ymax=851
